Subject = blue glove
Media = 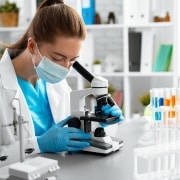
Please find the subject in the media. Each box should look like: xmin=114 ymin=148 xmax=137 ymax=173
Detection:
xmin=100 ymin=104 xmax=124 ymax=127
xmin=37 ymin=116 xmax=91 ymax=153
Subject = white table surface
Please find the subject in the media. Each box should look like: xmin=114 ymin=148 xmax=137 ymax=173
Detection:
xmin=0 ymin=118 xmax=151 ymax=180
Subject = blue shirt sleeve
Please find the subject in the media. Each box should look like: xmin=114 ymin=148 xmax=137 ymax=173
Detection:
xmin=17 ymin=77 xmax=54 ymax=136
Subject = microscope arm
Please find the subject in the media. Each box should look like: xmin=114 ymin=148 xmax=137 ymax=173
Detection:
xmin=72 ymin=61 xmax=118 ymax=122
xmin=72 ymin=61 xmax=117 ymax=108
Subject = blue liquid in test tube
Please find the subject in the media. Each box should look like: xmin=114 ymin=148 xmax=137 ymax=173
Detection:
xmin=151 ymin=89 xmax=160 ymax=121
xmin=158 ymin=88 xmax=164 ymax=121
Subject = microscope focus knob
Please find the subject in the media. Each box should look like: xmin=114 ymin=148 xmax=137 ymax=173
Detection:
xmin=67 ymin=117 xmax=81 ymax=129
xmin=94 ymin=127 xmax=106 ymax=137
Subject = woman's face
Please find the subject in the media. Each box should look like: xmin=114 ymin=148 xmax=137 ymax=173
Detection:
xmin=31 ymin=36 xmax=83 ymax=69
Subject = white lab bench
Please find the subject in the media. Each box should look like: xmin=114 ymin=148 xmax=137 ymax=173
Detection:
xmin=0 ymin=118 xmax=151 ymax=180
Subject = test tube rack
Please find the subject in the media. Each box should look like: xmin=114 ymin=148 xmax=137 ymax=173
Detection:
xmin=134 ymin=141 xmax=180 ymax=180
xmin=133 ymin=88 xmax=180 ymax=180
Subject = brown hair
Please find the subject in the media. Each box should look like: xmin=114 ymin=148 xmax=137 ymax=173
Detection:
xmin=6 ymin=0 xmax=86 ymax=57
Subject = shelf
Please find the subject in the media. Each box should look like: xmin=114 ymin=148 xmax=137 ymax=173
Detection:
xmin=0 ymin=26 xmax=27 ymax=32
xmin=69 ymin=72 xmax=124 ymax=78
xmin=98 ymin=72 xmax=124 ymax=77
xmin=86 ymin=24 xmax=124 ymax=30
xmin=85 ymin=22 xmax=173 ymax=30
xmin=126 ymin=22 xmax=174 ymax=28
xmin=127 ymin=72 xmax=174 ymax=77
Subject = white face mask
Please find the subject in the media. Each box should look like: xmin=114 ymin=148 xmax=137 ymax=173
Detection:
xmin=34 ymin=46 xmax=70 ymax=84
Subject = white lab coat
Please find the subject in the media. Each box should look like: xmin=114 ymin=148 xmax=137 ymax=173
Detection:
xmin=0 ymin=49 xmax=71 ymax=167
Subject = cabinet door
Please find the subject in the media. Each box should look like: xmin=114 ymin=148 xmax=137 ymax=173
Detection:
xmin=125 ymin=0 xmax=176 ymax=119
xmin=16 ymin=0 xmax=36 ymax=26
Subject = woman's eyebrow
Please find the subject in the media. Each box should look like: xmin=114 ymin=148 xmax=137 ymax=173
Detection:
xmin=53 ymin=51 xmax=80 ymax=59
xmin=53 ymin=51 xmax=67 ymax=58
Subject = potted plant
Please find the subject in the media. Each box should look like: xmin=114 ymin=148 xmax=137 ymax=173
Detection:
xmin=139 ymin=92 xmax=152 ymax=120
xmin=92 ymin=59 xmax=102 ymax=74
xmin=0 ymin=0 xmax=19 ymax=27
xmin=139 ymin=92 xmax=150 ymax=107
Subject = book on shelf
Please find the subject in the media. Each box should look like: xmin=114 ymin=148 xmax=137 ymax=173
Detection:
xmin=129 ymin=30 xmax=155 ymax=73
xmin=128 ymin=31 xmax=142 ymax=72
xmin=81 ymin=0 xmax=95 ymax=25
xmin=140 ymin=30 xmax=154 ymax=72
xmin=152 ymin=44 xmax=173 ymax=72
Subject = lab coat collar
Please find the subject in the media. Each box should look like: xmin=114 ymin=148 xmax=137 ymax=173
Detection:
xmin=0 ymin=49 xmax=35 ymax=135
xmin=0 ymin=49 xmax=18 ymax=90
xmin=0 ymin=49 xmax=23 ymax=114
xmin=46 ymin=80 xmax=71 ymax=123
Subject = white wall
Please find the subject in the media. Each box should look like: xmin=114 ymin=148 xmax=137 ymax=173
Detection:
xmin=93 ymin=0 xmax=123 ymax=71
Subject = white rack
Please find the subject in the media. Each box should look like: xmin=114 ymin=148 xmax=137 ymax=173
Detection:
xmin=134 ymin=141 xmax=180 ymax=180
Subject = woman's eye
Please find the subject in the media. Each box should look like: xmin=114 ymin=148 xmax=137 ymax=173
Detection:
xmin=53 ymin=59 xmax=59 ymax=62
xmin=52 ymin=57 xmax=64 ymax=62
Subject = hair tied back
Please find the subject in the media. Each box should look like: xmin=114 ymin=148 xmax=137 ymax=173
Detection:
xmin=39 ymin=0 xmax=64 ymax=9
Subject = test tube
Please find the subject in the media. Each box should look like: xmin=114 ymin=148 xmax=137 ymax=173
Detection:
xmin=159 ymin=88 xmax=164 ymax=107
xmin=150 ymin=88 xmax=153 ymax=120
xmin=168 ymin=89 xmax=177 ymax=143
xmin=152 ymin=89 xmax=163 ymax=146
xmin=163 ymin=88 xmax=170 ymax=127
xmin=159 ymin=88 xmax=164 ymax=128
xmin=169 ymin=88 xmax=176 ymax=128
xmin=151 ymin=88 xmax=161 ymax=125
xmin=175 ymin=88 xmax=180 ymax=128
xmin=148 ymin=158 xmax=152 ymax=178
xmin=169 ymin=88 xmax=177 ymax=173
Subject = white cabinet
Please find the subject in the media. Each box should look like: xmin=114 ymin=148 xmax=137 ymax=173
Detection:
xmin=68 ymin=0 xmax=179 ymax=120
xmin=123 ymin=0 xmax=178 ymax=119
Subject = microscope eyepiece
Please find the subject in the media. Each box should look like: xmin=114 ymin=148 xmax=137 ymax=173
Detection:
xmin=73 ymin=61 xmax=94 ymax=83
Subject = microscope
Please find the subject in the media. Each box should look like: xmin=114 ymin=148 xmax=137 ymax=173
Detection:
xmin=69 ymin=61 xmax=124 ymax=154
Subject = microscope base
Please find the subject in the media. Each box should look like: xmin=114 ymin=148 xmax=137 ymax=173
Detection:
xmin=83 ymin=136 xmax=124 ymax=155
